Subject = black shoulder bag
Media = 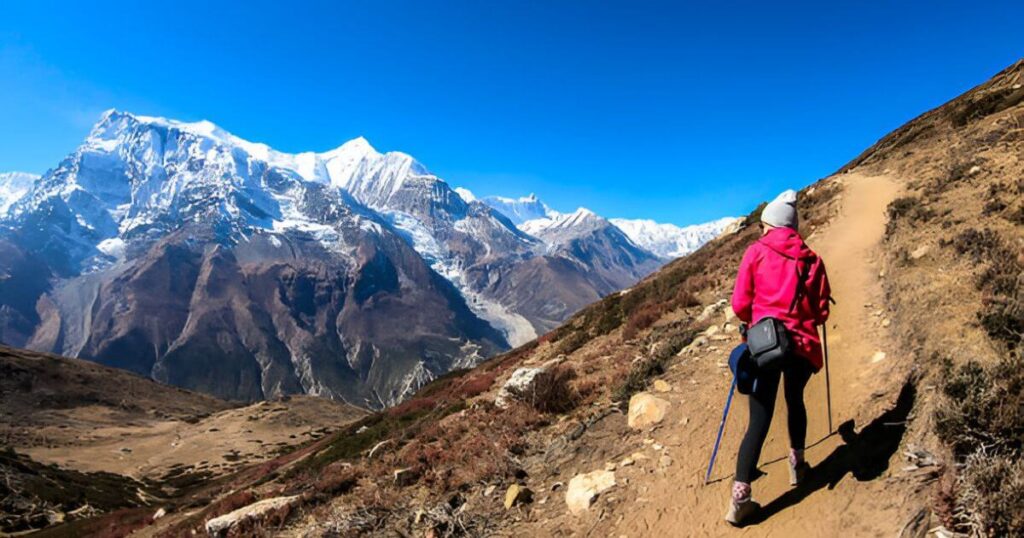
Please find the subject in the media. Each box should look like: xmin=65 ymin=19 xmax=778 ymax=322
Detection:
xmin=746 ymin=247 xmax=814 ymax=371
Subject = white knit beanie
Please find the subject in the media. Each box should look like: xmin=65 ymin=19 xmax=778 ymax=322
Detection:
xmin=761 ymin=189 xmax=798 ymax=229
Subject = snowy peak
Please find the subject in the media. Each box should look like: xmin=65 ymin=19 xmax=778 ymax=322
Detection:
xmin=85 ymin=110 xmax=429 ymax=205
xmin=609 ymin=216 xmax=739 ymax=258
xmin=481 ymin=193 xmax=556 ymax=225
xmin=519 ymin=207 xmax=608 ymax=242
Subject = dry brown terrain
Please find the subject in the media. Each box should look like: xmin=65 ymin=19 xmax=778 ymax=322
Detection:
xmin=0 ymin=346 xmax=366 ymax=535
xmin=4 ymin=60 xmax=1019 ymax=537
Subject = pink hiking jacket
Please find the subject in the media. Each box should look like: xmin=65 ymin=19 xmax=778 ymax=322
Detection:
xmin=731 ymin=227 xmax=831 ymax=371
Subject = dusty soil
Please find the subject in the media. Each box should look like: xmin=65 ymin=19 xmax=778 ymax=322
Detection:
xmin=22 ymin=396 xmax=366 ymax=482
xmin=1 ymin=346 xmax=366 ymax=484
xmin=495 ymin=172 xmax=927 ymax=536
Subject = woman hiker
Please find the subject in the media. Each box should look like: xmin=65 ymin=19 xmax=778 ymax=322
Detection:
xmin=726 ymin=190 xmax=832 ymax=526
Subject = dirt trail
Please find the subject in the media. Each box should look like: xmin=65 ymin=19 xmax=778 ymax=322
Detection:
xmin=583 ymin=173 xmax=926 ymax=537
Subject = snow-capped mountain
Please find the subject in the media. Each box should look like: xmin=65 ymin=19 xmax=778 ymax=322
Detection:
xmin=0 ymin=110 xmax=730 ymax=407
xmin=476 ymin=193 xmax=556 ymax=225
xmin=0 ymin=172 xmax=40 ymax=214
xmin=610 ymin=216 xmax=740 ymax=259
xmin=475 ymin=190 xmax=736 ymax=261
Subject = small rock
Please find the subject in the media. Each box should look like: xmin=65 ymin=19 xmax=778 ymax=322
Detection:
xmin=695 ymin=299 xmax=728 ymax=323
xmin=910 ymin=245 xmax=930 ymax=260
xmin=483 ymin=485 xmax=497 ymax=497
xmin=619 ymin=457 xmax=635 ymax=467
xmin=871 ymin=351 xmax=887 ymax=363
xmin=968 ymin=165 xmax=982 ymax=175
xmin=652 ymin=379 xmax=671 ymax=393
xmin=550 ymin=481 xmax=564 ymax=491
xmin=565 ymin=470 xmax=616 ymax=514
xmin=604 ymin=462 xmax=617 ymax=471
xmin=504 ymin=484 xmax=533 ymax=509
xmin=658 ymin=455 xmax=673 ymax=468
xmin=630 ymin=452 xmax=649 ymax=461
xmin=652 ymin=443 xmax=663 ymax=451
xmin=153 ymin=507 xmax=167 ymax=520
xmin=881 ymin=318 xmax=891 ymax=328
xmin=627 ymin=393 xmax=671 ymax=430
xmin=723 ymin=322 xmax=737 ymax=333
xmin=704 ymin=325 xmax=720 ymax=337
xmin=495 ymin=366 xmax=547 ymax=408
xmin=205 ymin=495 xmax=301 ymax=537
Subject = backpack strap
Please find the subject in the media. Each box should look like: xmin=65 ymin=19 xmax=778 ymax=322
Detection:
xmin=756 ymin=240 xmax=815 ymax=313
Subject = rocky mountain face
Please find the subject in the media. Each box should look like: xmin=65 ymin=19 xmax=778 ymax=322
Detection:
xmin=0 ymin=111 xmax=727 ymax=405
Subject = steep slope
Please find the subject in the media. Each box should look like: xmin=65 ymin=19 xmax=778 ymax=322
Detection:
xmin=114 ymin=60 xmax=1021 ymax=538
xmin=0 ymin=112 xmax=507 ymax=406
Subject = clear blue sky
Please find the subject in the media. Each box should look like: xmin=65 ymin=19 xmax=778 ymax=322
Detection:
xmin=1 ymin=1 xmax=1021 ymax=225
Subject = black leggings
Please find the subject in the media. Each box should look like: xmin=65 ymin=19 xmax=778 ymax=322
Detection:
xmin=735 ymin=355 xmax=814 ymax=483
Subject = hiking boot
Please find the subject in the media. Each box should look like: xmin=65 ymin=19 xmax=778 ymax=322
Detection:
xmin=725 ymin=497 xmax=760 ymax=526
xmin=789 ymin=461 xmax=811 ymax=486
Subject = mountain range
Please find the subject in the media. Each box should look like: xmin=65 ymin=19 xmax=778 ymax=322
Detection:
xmin=0 ymin=111 xmax=734 ymax=406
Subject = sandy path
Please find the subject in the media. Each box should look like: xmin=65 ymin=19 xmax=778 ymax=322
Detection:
xmin=592 ymin=173 xmax=923 ymax=536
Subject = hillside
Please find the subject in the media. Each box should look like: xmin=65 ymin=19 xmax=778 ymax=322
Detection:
xmin=11 ymin=59 xmax=1021 ymax=537
xmin=0 ymin=345 xmax=367 ymax=535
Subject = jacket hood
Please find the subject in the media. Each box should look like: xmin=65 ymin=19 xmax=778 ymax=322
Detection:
xmin=758 ymin=227 xmax=815 ymax=259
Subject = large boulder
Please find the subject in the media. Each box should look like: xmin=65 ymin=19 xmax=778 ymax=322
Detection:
xmin=627 ymin=392 xmax=670 ymax=429
xmin=205 ymin=495 xmax=301 ymax=537
xmin=565 ymin=470 xmax=616 ymax=514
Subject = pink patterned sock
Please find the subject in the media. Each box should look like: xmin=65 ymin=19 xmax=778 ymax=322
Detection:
xmin=789 ymin=448 xmax=805 ymax=466
xmin=732 ymin=481 xmax=752 ymax=502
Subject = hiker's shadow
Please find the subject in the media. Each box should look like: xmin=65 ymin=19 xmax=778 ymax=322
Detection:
xmin=750 ymin=379 xmax=916 ymax=524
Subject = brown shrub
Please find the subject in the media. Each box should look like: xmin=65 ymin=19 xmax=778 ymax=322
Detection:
xmin=612 ymin=329 xmax=695 ymax=403
xmin=934 ymin=352 xmax=1024 ymax=536
xmin=622 ymin=303 xmax=662 ymax=341
xmin=523 ymin=365 xmax=579 ymax=414
xmin=944 ymin=228 xmax=1023 ymax=351
xmin=207 ymin=490 xmax=257 ymax=520
xmin=958 ymin=453 xmax=1024 ymax=536
xmin=885 ymin=196 xmax=935 ymax=237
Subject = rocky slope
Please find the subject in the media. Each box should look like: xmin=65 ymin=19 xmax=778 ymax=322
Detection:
xmin=0 ymin=112 xmax=728 ymax=406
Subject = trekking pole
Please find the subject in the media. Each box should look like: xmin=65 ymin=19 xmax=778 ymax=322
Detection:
xmin=823 ymin=323 xmax=833 ymax=433
xmin=705 ymin=378 xmax=737 ymax=484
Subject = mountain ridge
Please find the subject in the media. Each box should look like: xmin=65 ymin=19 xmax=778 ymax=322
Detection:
xmin=0 ymin=110 xmax=728 ymax=406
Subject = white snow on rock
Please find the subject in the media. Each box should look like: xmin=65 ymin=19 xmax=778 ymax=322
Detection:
xmin=481 ymin=193 xmax=557 ymax=225
xmin=454 ymin=187 xmax=477 ymax=202
xmin=482 ymin=191 xmax=734 ymax=260
xmin=609 ymin=216 xmax=740 ymax=258
xmin=0 ymin=172 xmax=40 ymax=215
